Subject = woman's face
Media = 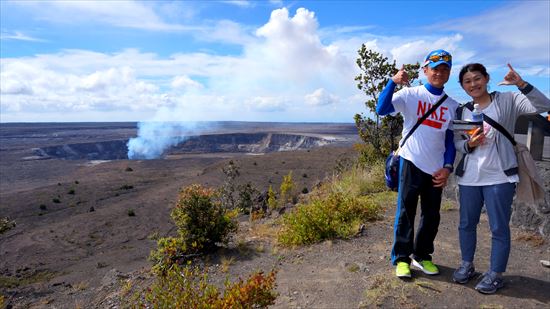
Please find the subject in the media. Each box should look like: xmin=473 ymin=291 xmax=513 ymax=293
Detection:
xmin=461 ymin=71 xmax=489 ymax=99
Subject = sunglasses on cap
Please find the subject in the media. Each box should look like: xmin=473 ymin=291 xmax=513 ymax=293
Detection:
xmin=428 ymin=53 xmax=452 ymax=63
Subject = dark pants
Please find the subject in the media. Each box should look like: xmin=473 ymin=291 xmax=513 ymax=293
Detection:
xmin=391 ymin=158 xmax=442 ymax=265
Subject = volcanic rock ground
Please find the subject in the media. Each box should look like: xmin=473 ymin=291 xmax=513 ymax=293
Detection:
xmin=0 ymin=122 xmax=548 ymax=308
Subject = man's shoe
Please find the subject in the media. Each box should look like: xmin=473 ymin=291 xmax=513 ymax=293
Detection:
xmin=475 ymin=272 xmax=504 ymax=294
xmin=453 ymin=262 xmax=476 ymax=284
xmin=396 ymin=262 xmax=411 ymax=278
xmin=412 ymin=258 xmax=439 ymax=275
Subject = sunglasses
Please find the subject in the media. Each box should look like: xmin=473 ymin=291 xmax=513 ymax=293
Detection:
xmin=428 ymin=53 xmax=452 ymax=63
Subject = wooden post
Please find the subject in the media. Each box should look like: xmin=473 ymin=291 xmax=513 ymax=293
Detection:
xmin=526 ymin=120 xmax=544 ymax=161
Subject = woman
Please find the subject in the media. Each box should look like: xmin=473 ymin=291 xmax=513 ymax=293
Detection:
xmin=452 ymin=63 xmax=550 ymax=294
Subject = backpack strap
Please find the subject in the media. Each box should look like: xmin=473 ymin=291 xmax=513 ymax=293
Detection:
xmin=481 ymin=114 xmax=517 ymax=146
xmin=456 ymin=101 xmax=474 ymax=120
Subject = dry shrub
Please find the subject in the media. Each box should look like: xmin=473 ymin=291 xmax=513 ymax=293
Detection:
xmin=515 ymin=231 xmax=545 ymax=247
xmin=129 ymin=265 xmax=277 ymax=308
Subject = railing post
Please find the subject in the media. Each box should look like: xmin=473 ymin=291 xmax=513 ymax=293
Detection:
xmin=526 ymin=120 xmax=544 ymax=161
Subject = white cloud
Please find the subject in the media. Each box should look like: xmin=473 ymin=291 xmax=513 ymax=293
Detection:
xmin=245 ymin=96 xmax=286 ymax=112
xmin=1 ymin=4 xmax=548 ymax=123
xmin=0 ymin=61 xmax=159 ymax=114
xmin=0 ymin=79 xmax=33 ymax=95
xmin=11 ymin=0 xmax=191 ymax=31
xmin=437 ymin=1 xmax=550 ymax=72
xmin=202 ymin=20 xmax=255 ymax=45
xmin=305 ymin=88 xmax=339 ymax=106
xmin=222 ymin=1 xmax=255 ymax=8
xmin=171 ymin=75 xmax=203 ymax=90
xmin=0 ymin=31 xmax=46 ymax=42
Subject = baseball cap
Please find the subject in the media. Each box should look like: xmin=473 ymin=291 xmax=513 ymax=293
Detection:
xmin=423 ymin=49 xmax=452 ymax=68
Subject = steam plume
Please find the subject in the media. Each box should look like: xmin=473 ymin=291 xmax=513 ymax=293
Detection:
xmin=127 ymin=121 xmax=200 ymax=159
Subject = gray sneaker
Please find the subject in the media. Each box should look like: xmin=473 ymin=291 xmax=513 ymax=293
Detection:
xmin=453 ymin=262 xmax=475 ymax=284
xmin=475 ymin=272 xmax=504 ymax=294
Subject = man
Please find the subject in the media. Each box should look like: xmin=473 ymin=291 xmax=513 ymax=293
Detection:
xmin=376 ymin=49 xmax=458 ymax=278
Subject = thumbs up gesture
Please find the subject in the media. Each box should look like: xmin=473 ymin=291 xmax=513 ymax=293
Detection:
xmin=392 ymin=64 xmax=410 ymax=86
xmin=498 ymin=63 xmax=526 ymax=87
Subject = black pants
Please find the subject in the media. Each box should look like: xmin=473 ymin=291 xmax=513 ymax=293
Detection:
xmin=391 ymin=158 xmax=442 ymax=265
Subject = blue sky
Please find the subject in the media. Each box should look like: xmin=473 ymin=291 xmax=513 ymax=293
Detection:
xmin=1 ymin=0 xmax=549 ymax=123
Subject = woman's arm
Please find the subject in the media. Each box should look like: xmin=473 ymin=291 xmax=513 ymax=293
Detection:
xmin=499 ymin=63 xmax=550 ymax=114
xmin=513 ymin=84 xmax=550 ymax=114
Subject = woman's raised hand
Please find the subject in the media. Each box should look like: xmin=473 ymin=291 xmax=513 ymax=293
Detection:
xmin=498 ymin=63 xmax=526 ymax=87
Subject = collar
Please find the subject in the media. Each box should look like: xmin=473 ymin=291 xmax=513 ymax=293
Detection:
xmin=424 ymin=83 xmax=444 ymax=96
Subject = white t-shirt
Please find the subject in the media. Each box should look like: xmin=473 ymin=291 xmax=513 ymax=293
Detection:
xmin=392 ymin=86 xmax=458 ymax=175
xmin=457 ymin=102 xmax=519 ymax=185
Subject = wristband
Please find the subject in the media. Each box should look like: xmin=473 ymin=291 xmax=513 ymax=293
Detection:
xmin=444 ymin=164 xmax=454 ymax=173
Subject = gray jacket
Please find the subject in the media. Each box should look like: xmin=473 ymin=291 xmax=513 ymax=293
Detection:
xmin=454 ymin=83 xmax=550 ymax=177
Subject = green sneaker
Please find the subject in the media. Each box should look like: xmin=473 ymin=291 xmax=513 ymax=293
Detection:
xmin=396 ymin=262 xmax=411 ymax=278
xmin=412 ymin=259 xmax=439 ymax=275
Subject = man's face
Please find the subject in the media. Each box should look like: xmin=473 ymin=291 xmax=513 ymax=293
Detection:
xmin=423 ymin=64 xmax=451 ymax=88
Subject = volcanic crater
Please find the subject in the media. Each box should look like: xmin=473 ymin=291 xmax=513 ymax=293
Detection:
xmin=32 ymin=132 xmax=338 ymax=160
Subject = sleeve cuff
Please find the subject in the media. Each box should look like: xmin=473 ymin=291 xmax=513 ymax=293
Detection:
xmin=519 ymin=82 xmax=533 ymax=94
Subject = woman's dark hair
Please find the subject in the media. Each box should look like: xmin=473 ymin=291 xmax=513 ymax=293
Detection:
xmin=458 ymin=63 xmax=489 ymax=85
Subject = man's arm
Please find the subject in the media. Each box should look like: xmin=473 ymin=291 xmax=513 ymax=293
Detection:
xmin=443 ymin=128 xmax=456 ymax=171
xmin=376 ymin=65 xmax=410 ymax=116
xmin=376 ymin=79 xmax=397 ymax=116
xmin=433 ymin=129 xmax=456 ymax=187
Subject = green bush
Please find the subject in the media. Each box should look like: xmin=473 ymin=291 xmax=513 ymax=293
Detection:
xmin=149 ymin=237 xmax=188 ymax=275
xmin=331 ymin=160 xmax=387 ymax=196
xmin=277 ymin=162 xmax=389 ymax=246
xmin=353 ymin=142 xmax=384 ymax=167
xmin=0 ymin=217 xmax=16 ymax=234
xmin=279 ymin=171 xmax=294 ymax=207
xmin=150 ymin=184 xmax=237 ymax=274
xmin=236 ymin=182 xmax=258 ymax=214
xmin=171 ymin=185 xmax=237 ymax=253
xmin=130 ymin=264 xmax=277 ymax=308
xmin=267 ymin=185 xmax=277 ymax=211
xmin=278 ymin=191 xmax=382 ymax=246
